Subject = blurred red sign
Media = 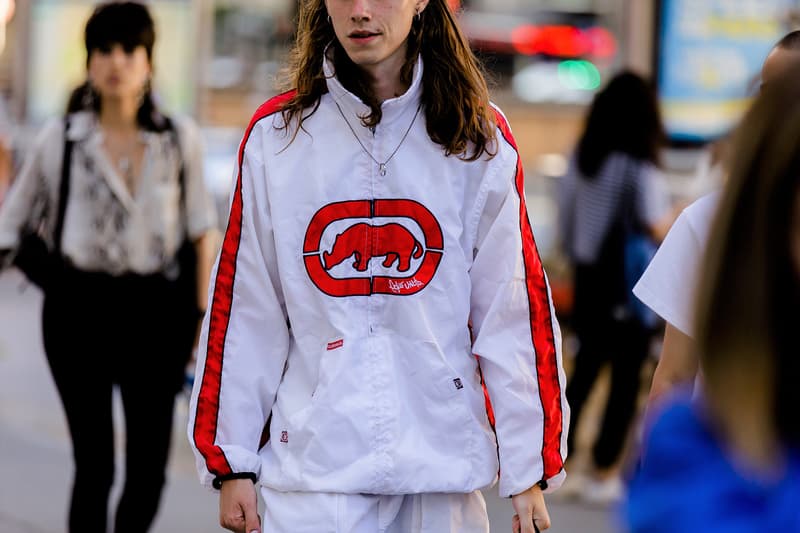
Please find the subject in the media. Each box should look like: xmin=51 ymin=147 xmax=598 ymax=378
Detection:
xmin=471 ymin=22 xmax=617 ymax=59
xmin=512 ymin=25 xmax=616 ymax=58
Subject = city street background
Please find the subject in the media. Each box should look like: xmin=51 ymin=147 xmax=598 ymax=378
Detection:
xmin=2 ymin=1 xmax=797 ymax=531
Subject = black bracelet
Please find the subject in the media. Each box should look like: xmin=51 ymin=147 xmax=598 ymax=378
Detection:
xmin=507 ymin=478 xmax=549 ymax=499
xmin=211 ymin=472 xmax=257 ymax=490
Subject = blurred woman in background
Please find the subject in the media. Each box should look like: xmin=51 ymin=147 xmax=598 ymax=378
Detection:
xmin=558 ymin=71 xmax=672 ymax=504
xmin=0 ymin=2 xmax=217 ymax=532
xmin=626 ymin=66 xmax=800 ymax=533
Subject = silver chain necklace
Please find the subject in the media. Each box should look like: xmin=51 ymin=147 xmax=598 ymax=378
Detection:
xmin=333 ymin=99 xmax=422 ymax=177
xmin=104 ymin=133 xmax=140 ymax=192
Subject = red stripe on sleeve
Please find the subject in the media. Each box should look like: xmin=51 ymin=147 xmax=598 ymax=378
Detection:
xmin=192 ymin=91 xmax=297 ymax=477
xmin=492 ymin=108 xmax=564 ymax=480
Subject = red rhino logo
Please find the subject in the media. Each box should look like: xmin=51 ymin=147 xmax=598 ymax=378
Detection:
xmin=303 ymin=199 xmax=444 ymax=297
xmin=322 ymin=223 xmax=423 ymax=273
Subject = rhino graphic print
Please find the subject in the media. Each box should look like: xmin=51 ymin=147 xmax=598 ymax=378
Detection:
xmin=323 ymin=223 xmax=423 ymax=272
xmin=303 ymin=199 xmax=444 ymax=297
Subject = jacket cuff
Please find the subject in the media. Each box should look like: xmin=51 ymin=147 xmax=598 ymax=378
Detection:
xmin=540 ymin=469 xmax=567 ymax=493
xmin=211 ymin=472 xmax=257 ymax=490
xmin=499 ymin=467 xmax=566 ymax=497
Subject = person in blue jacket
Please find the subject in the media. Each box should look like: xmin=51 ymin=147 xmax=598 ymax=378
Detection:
xmin=625 ymin=65 xmax=800 ymax=533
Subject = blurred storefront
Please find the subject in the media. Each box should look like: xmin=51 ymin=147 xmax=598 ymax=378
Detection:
xmin=4 ymin=1 xmax=798 ymax=141
xmin=1 ymin=0 xmax=799 ymax=256
xmin=2 ymin=1 xmax=630 ymax=129
xmin=0 ymin=0 xmax=290 ymax=125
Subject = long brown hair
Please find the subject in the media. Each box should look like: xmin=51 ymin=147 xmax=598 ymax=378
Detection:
xmin=278 ymin=0 xmax=496 ymax=161
xmin=693 ymin=70 xmax=800 ymax=448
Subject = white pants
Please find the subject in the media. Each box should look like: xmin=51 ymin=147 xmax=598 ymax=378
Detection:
xmin=260 ymin=486 xmax=490 ymax=533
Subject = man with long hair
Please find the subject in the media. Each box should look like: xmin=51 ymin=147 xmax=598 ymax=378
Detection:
xmin=188 ymin=1 xmax=568 ymax=532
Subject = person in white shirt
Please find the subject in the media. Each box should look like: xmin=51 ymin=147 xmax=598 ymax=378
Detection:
xmin=634 ymin=30 xmax=800 ymax=407
xmin=626 ymin=62 xmax=800 ymax=533
xmin=186 ymin=1 xmax=569 ymax=532
xmin=632 ymin=193 xmax=717 ymax=399
xmin=0 ymin=3 xmax=217 ymax=532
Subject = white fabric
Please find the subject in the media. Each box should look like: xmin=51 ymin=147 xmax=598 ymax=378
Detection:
xmin=0 ymin=111 xmax=217 ymax=275
xmin=260 ymin=486 xmax=489 ymax=533
xmin=188 ymin=56 xmax=569 ymax=499
xmin=632 ymin=192 xmax=720 ymax=337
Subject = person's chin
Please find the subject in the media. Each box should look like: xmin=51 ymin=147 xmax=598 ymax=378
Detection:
xmin=341 ymin=45 xmax=380 ymax=64
xmin=97 ymin=90 xmax=133 ymax=103
xmin=351 ymin=54 xmax=389 ymax=70
xmin=342 ymin=49 xmax=365 ymax=62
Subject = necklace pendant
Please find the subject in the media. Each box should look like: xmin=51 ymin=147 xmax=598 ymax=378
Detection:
xmin=379 ymin=163 xmax=387 ymax=177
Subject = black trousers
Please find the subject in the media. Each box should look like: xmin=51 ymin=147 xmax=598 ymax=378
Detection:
xmin=41 ymin=266 xmax=194 ymax=533
xmin=566 ymin=262 xmax=651 ymax=470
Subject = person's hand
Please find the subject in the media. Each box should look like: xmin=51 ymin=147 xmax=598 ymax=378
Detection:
xmin=511 ymin=483 xmax=550 ymax=532
xmin=219 ymin=478 xmax=261 ymax=533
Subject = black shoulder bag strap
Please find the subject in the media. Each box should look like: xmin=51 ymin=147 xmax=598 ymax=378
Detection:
xmin=621 ymin=157 xmax=644 ymax=236
xmin=53 ymin=116 xmax=75 ymax=257
xmin=162 ymin=116 xmax=202 ymax=354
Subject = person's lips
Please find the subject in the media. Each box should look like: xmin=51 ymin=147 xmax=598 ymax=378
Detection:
xmin=348 ymin=30 xmax=381 ymax=43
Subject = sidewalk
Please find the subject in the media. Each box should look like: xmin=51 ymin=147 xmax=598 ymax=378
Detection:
xmin=0 ymin=269 xmax=220 ymax=533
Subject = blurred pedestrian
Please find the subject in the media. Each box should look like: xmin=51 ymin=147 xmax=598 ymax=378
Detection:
xmin=633 ymin=30 xmax=800 ymax=407
xmin=0 ymin=2 xmax=217 ymax=532
xmin=557 ymin=71 xmax=672 ymax=505
xmin=187 ymin=1 xmax=568 ymax=532
xmin=626 ymin=66 xmax=800 ymax=533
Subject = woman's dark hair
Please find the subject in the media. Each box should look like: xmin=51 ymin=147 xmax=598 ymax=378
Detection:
xmin=278 ymin=0 xmax=496 ymax=161
xmin=66 ymin=1 xmax=167 ymax=131
xmin=694 ymin=69 xmax=800 ymax=447
xmin=576 ymin=71 xmax=665 ymax=178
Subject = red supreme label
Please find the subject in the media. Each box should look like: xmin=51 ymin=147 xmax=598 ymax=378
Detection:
xmin=327 ymin=339 xmax=344 ymax=351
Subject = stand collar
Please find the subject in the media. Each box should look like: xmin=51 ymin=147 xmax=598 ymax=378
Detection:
xmin=323 ymin=50 xmax=424 ymax=127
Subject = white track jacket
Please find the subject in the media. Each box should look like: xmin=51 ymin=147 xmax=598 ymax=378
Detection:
xmin=188 ymin=57 xmax=569 ymax=498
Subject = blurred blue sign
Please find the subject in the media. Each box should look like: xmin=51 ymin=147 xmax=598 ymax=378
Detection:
xmin=657 ymin=0 xmax=793 ymax=142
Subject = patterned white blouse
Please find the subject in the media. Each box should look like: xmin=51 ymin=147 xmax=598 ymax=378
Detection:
xmin=0 ymin=111 xmax=217 ymax=276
